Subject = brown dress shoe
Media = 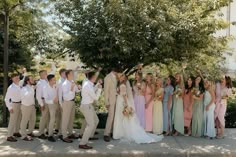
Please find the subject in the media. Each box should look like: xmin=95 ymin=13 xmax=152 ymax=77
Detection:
xmin=13 ymin=133 xmax=22 ymax=138
xmin=79 ymin=145 xmax=93 ymax=149
xmin=27 ymin=133 xmax=35 ymax=137
xmin=38 ymin=134 xmax=47 ymax=139
xmin=7 ymin=136 xmax=17 ymax=142
xmin=104 ymin=136 xmax=110 ymax=142
xmin=68 ymin=134 xmax=79 ymax=139
xmin=89 ymin=137 xmax=99 ymax=140
xmin=62 ymin=137 xmax=73 ymax=143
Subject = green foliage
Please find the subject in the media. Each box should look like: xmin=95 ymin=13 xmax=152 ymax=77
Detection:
xmin=225 ymin=97 xmax=236 ymax=128
xmin=53 ymin=0 xmax=231 ymax=75
xmin=0 ymin=0 xmax=67 ymax=73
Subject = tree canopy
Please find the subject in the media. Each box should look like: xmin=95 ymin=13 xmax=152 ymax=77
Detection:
xmin=0 ymin=0 xmax=66 ymax=72
xmin=52 ymin=0 xmax=232 ymax=75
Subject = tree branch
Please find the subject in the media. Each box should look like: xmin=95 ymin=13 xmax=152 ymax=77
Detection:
xmin=10 ymin=0 xmax=24 ymax=12
xmin=51 ymin=49 xmax=71 ymax=59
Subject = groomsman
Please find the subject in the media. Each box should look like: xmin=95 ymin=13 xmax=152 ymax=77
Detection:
xmin=36 ymin=70 xmax=49 ymax=139
xmin=79 ymin=72 xmax=102 ymax=149
xmin=56 ymin=68 xmax=66 ymax=134
xmin=104 ymin=69 xmax=118 ymax=142
xmin=60 ymin=70 xmax=80 ymax=143
xmin=43 ymin=74 xmax=58 ymax=142
xmin=5 ymin=74 xmax=22 ymax=142
xmin=79 ymin=68 xmax=102 ymax=137
xmin=20 ymin=76 xmax=36 ymax=141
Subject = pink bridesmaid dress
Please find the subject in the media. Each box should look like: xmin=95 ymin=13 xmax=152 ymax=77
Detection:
xmin=183 ymin=90 xmax=193 ymax=128
xmin=145 ymin=85 xmax=154 ymax=132
xmin=215 ymin=83 xmax=232 ymax=128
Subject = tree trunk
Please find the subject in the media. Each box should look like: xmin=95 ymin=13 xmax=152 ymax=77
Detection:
xmin=2 ymin=12 xmax=9 ymax=127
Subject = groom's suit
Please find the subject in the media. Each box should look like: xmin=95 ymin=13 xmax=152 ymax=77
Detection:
xmin=104 ymin=72 xmax=117 ymax=136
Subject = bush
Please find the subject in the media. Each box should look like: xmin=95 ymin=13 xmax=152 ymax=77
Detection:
xmin=225 ymin=98 xmax=236 ymax=128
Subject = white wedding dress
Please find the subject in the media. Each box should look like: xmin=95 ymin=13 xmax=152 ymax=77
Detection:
xmin=113 ymin=81 xmax=163 ymax=144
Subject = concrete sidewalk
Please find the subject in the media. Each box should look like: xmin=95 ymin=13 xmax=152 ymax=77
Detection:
xmin=0 ymin=128 xmax=236 ymax=157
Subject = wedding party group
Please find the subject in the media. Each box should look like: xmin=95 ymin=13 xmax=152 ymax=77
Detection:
xmin=130 ymin=70 xmax=232 ymax=140
xmin=4 ymin=65 xmax=232 ymax=150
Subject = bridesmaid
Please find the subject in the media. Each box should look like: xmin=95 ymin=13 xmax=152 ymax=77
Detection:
xmin=144 ymin=73 xmax=155 ymax=132
xmin=133 ymin=72 xmax=146 ymax=128
xmin=172 ymin=73 xmax=185 ymax=136
xmin=163 ymin=76 xmax=175 ymax=136
xmin=183 ymin=77 xmax=194 ymax=136
xmin=153 ymin=78 xmax=164 ymax=135
xmin=203 ymin=80 xmax=216 ymax=139
xmin=215 ymin=76 xmax=232 ymax=138
xmin=191 ymin=76 xmax=205 ymax=137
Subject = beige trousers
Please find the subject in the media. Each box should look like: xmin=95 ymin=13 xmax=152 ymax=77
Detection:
xmin=61 ymin=101 xmax=75 ymax=138
xmin=104 ymin=103 xmax=116 ymax=136
xmin=38 ymin=104 xmax=49 ymax=135
xmin=79 ymin=119 xmax=86 ymax=135
xmin=20 ymin=105 xmax=35 ymax=139
xmin=15 ymin=110 xmax=21 ymax=134
xmin=79 ymin=104 xmax=99 ymax=145
xmin=55 ymin=103 xmax=61 ymax=132
xmin=7 ymin=103 xmax=21 ymax=137
xmin=28 ymin=107 xmax=36 ymax=134
xmin=48 ymin=103 xmax=58 ymax=136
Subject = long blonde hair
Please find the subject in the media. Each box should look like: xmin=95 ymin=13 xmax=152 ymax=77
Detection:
xmin=155 ymin=78 xmax=163 ymax=88
xmin=175 ymin=73 xmax=184 ymax=89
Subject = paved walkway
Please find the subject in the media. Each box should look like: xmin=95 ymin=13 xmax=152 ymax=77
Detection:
xmin=0 ymin=128 xmax=236 ymax=157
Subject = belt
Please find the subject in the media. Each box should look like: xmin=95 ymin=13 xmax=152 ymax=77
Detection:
xmin=12 ymin=101 xmax=21 ymax=103
xmin=81 ymin=103 xmax=93 ymax=106
xmin=67 ymin=99 xmax=74 ymax=102
xmin=22 ymin=104 xmax=35 ymax=106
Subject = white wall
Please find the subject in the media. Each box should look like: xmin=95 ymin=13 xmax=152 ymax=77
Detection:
xmin=217 ymin=1 xmax=236 ymax=73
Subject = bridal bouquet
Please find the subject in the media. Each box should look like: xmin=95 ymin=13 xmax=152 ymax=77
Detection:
xmin=174 ymin=88 xmax=182 ymax=98
xmin=192 ymin=88 xmax=200 ymax=97
xmin=123 ymin=106 xmax=134 ymax=118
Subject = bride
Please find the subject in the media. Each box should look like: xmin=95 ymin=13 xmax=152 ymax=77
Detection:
xmin=113 ymin=74 xmax=163 ymax=144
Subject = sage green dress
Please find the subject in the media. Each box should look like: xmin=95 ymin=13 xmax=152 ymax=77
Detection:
xmin=191 ymin=88 xmax=204 ymax=137
xmin=172 ymin=85 xmax=184 ymax=135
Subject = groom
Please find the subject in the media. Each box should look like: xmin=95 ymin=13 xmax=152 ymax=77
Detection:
xmin=104 ymin=68 xmax=118 ymax=142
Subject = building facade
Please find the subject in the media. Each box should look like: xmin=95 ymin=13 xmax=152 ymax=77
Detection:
xmin=217 ymin=1 xmax=236 ymax=75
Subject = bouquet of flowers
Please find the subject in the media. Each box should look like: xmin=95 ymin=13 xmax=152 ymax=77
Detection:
xmin=137 ymin=82 xmax=142 ymax=90
xmin=174 ymin=88 xmax=182 ymax=98
xmin=123 ymin=106 xmax=134 ymax=118
xmin=221 ymin=90 xmax=228 ymax=99
xmin=192 ymin=87 xmax=200 ymax=97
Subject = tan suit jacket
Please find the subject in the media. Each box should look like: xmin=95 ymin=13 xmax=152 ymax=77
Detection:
xmin=104 ymin=72 xmax=117 ymax=135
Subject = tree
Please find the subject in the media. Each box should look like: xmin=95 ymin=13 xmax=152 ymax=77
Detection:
xmin=0 ymin=0 xmax=65 ymax=126
xmin=53 ymin=0 xmax=232 ymax=75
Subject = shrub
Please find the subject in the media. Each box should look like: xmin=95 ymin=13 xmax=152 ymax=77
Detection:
xmin=225 ymin=98 xmax=236 ymax=128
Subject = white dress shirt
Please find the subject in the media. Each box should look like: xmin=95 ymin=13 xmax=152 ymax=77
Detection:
xmin=81 ymin=80 xmax=102 ymax=105
xmin=44 ymin=84 xmax=57 ymax=105
xmin=4 ymin=83 xmax=21 ymax=110
xmin=61 ymin=79 xmax=79 ymax=104
xmin=36 ymin=79 xmax=48 ymax=106
xmin=21 ymin=85 xmax=35 ymax=106
xmin=57 ymin=77 xmax=65 ymax=105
